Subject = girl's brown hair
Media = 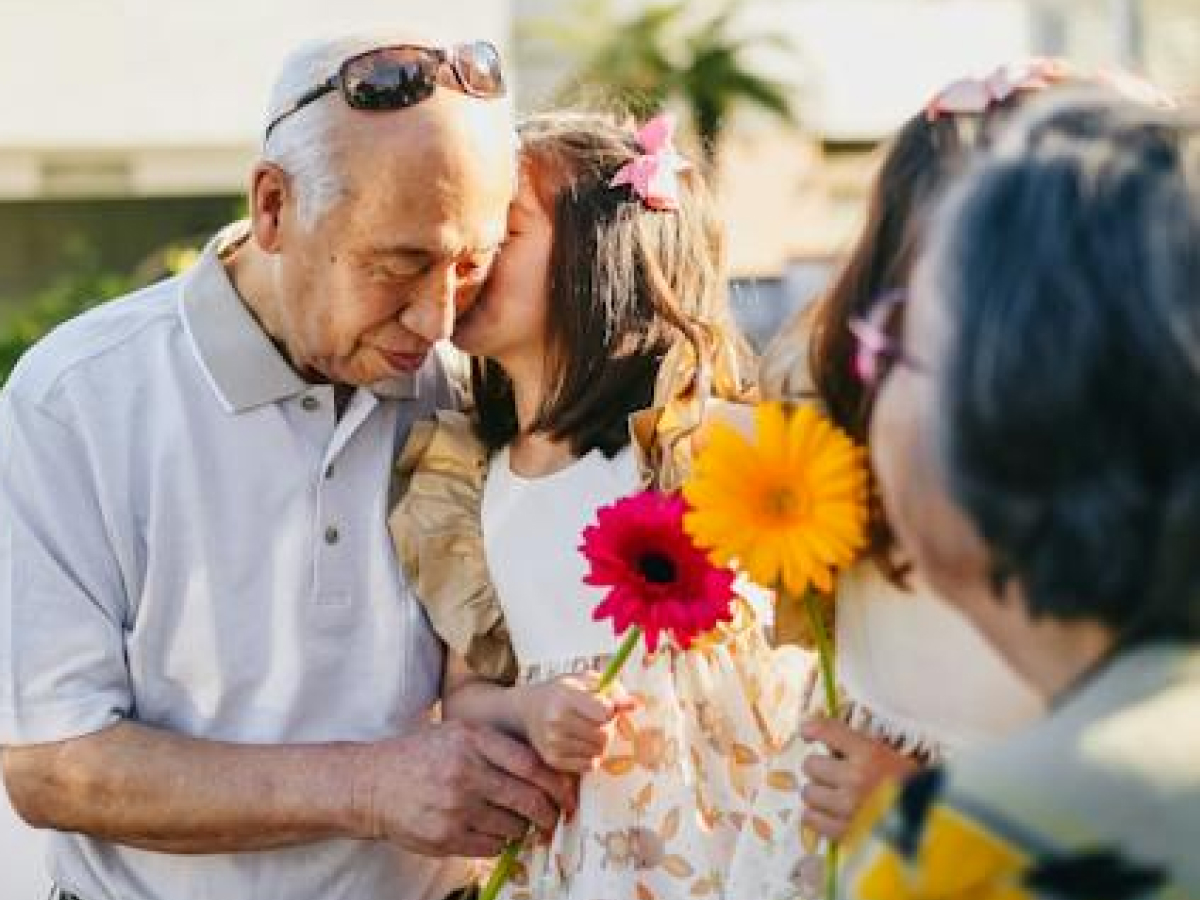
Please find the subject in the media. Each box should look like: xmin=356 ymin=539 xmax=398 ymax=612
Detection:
xmin=473 ymin=112 xmax=752 ymax=457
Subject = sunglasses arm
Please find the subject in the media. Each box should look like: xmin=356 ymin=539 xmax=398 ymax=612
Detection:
xmin=264 ymin=76 xmax=339 ymax=141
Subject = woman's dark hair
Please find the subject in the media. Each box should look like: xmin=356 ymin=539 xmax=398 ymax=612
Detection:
xmin=473 ymin=112 xmax=750 ymax=457
xmin=762 ymin=62 xmax=1165 ymax=580
xmin=931 ymin=94 xmax=1200 ymax=641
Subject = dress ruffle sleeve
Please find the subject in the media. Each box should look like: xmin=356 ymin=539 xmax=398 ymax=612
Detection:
xmin=388 ymin=410 xmax=517 ymax=684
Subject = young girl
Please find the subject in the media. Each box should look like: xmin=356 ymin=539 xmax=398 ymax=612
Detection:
xmin=760 ymin=58 xmax=1174 ymax=843
xmin=389 ymin=112 xmax=816 ymax=900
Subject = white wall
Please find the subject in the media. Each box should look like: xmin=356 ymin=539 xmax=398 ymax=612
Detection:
xmin=0 ymin=0 xmax=513 ymax=148
xmin=0 ymin=0 xmax=514 ymax=197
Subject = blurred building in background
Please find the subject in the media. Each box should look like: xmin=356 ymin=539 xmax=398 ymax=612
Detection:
xmin=0 ymin=0 xmax=513 ymax=302
xmin=2 ymin=0 xmax=1198 ymax=335
xmin=517 ymin=0 xmax=1200 ymax=345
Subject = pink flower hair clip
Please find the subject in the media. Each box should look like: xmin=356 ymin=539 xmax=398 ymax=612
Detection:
xmin=926 ymin=57 xmax=1176 ymax=122
xmin=610 ymin=113 xmax=692 ymax=211
xmin=926 ymin=58 xmax=1076 ymax=121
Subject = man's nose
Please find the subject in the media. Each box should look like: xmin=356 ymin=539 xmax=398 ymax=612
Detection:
xmin=403 ymin=267 xmax=459 ymax=344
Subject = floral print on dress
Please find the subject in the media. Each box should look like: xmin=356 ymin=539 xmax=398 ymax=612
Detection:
xmin=500 ymin=604 xmax=829 ymax=900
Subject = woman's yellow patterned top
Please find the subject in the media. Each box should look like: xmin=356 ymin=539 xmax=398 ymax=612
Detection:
xmin=840 ymin=644 xmax=1200 ymax=900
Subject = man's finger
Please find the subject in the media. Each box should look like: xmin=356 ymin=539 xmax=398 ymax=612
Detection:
xmin=480 ymin=763 xmax=560 ymax=833
xmin=466 ymin=802 xmax=530 ymax=843
xmin=472 ymin=726 xmax=575 ymax=817
xmin=456 ymin=829 xmax=511 ymax=860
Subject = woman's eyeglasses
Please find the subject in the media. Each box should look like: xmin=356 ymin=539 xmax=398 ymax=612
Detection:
xmin=848 ymin=289 xmax=928 ymax=386
xmin=265 ymin=41 xmax=506 ymax=140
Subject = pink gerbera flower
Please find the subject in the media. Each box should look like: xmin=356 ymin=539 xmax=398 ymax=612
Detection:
xmin=581 ymin=490 xmax=737 ymax=653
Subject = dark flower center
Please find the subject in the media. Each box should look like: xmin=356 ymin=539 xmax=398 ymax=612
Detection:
xmin=637 ymin=550 xmax=677 ymax=585
xmin=766 ymin=484 xmax=809 ymax=523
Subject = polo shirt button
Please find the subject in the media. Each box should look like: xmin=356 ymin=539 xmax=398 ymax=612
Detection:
xmin=302 ymin=396 xmax=320 ymax=411
xmin=324 ymin=525 xmax=340 ymax=545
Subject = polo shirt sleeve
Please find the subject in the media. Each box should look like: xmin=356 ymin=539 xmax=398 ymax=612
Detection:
xmin=0 ymin=388 xmax=132 ymax=745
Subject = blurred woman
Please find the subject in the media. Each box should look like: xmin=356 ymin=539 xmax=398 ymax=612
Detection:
xmin=845 ymin=92 xmax=1200 ymax=898
xmin=760 ymin=60 xmax=1171 ymax=842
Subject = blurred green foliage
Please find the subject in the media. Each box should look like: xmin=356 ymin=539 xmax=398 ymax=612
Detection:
xmin=525 ymin=0 xmax=797 ymax=167
xmin=0 ymin=242 xmax=200 ymax=386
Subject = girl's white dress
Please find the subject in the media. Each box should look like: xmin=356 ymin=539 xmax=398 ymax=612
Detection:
xmin=482 ymin=443 xmax=814 ymax=900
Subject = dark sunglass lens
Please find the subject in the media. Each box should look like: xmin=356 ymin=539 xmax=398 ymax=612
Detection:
xmin=344 ymin=49 xmax=435 ymax=110
xmin=454 ymin=42 xmax=504 ymax=96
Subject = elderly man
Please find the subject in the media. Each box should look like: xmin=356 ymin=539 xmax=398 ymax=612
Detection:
xmin=0 ymin=32 xmax=569 ymax=900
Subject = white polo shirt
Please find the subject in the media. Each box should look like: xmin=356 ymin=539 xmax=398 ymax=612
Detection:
xmin=0 ymin=225 xmax=468 ymax=900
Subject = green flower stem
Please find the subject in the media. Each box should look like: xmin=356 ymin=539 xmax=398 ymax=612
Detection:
xmin=801 ymin=586 xmax=840 ymax=900
xmin=802 ymin=588 xmax=839 ymax=719
xmin=478 ymin=842 xmax=520 ymax=900
xmin=479 ymin=625 xmax=643 ymax=900
xmin=596 ymin=626 xmax=642 ymax=694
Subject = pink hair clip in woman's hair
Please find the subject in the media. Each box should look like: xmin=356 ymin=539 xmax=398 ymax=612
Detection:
xmin=610 ymin=113 xmax=692 ymax=211
xmin=925 ymin=57 xmax=1176 ymax=122
xmin=925 ymin=58 xmax=1075 ymax=121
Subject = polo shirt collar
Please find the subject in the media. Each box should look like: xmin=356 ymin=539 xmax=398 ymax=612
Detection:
xmin=180 ymin=222 xmax=417 ymax=412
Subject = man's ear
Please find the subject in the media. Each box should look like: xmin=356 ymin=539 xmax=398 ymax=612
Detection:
xmin=249 ymin=162 xmax=291 ymax=254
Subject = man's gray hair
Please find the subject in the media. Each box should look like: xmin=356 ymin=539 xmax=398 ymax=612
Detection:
xmin=261 ymin=35 xmax=393 ymax=229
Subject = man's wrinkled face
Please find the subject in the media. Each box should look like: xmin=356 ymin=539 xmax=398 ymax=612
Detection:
xmin=272 ymin=105 xmax=515 ymax=386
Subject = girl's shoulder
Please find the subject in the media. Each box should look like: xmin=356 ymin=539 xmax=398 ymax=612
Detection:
xmin=389 ymin=410 xmax=516 ymax=683
xmin=394 ymin=409 xmax=486 ymax=485
xmin=629 ymin=397 xmax=759 ymax=491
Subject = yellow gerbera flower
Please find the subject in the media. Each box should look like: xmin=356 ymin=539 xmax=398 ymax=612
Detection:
xmin=683 ymin=401 xmax=869 ymax=598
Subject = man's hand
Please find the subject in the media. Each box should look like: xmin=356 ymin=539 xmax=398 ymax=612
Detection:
xmin=352 ymin=721 xmax=576 ymax=858
xmin=3 ymin=719 xmax=573 ymax=858
xmin=800 ymin=717 xmax=923 ymax=840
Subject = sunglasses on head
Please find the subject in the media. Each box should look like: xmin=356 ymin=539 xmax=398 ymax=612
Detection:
xmin=848 ymin=289 xmax=929 ymax=387
xmin=265 ymin=40 xmax=505 ymax=140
